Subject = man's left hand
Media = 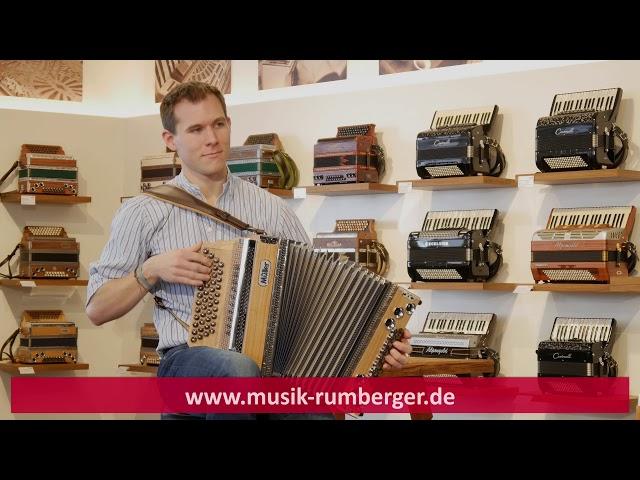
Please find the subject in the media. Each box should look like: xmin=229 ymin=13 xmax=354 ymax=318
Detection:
xmin=382 ymin=329 xmax=413 ymax=370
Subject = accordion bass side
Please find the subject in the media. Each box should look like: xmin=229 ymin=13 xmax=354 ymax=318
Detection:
xmin=140 ymin=152 xmax=181 ymax=192
xmin=536 ymin=317 xmax=617 ymax=377
xmin=19 ymin=226 xmax=80 ymax=279
xmin=185 ymin=236 xmax=421 ymax=377
xmin=535 ymin=88 xmax=629 ymax=172
xmin=410 ymin=312 xmax=498 ymax=363
xmin=313 ymin=124 xmax=384 ymax=185
xmin=17 ymin=310 xmax=78 ymax=364
xmin=407 ymin=209 xmax=502 ymax=282
xmin=416 ymin=105 xmax=506 ymax=179
xmin=18 ymin=144 xmax=78 ymax=195
xmin=531 ymin=206 xmax=637 ymax=283
xmin=312 ymin=219 xmax=389 ymax=276
xmin=140 ymin=323 xmax=160 ymax=367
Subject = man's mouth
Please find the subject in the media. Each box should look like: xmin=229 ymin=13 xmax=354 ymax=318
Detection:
xmin=203 ymin=151 xmax=223 ymax=158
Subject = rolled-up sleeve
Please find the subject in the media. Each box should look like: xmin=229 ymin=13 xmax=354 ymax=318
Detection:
xmin=86 ymin=199 xmax=153 ymax=307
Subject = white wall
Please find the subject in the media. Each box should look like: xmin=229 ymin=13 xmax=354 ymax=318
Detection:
xmin=0 ymin=59 xmax=637 ymax=420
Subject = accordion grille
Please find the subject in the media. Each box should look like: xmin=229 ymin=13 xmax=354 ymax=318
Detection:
xmin=425 ymin=165 xmax=465 ymax=177
xmin=542 ymin=269 xmax=596 ymax=281
xmin=416 ymin=268 xmax=462 ymax=280
xmin=543 ymin=156 xmax=588 ymax=170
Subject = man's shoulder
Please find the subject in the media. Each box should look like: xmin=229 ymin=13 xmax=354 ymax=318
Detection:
xmin=118 ymin=193 xmax=174 ymax=218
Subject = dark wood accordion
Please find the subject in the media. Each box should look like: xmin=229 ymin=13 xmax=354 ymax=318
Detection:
xmin=19 ymin=226 xmax=80 ymax=279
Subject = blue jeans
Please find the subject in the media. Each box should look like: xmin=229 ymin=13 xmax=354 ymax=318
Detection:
xmin=158 ymin=344 xmax=333 ymax=421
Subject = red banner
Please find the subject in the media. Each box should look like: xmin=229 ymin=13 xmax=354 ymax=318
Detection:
xmin=11 ymin=377 xmax=629 ymax=414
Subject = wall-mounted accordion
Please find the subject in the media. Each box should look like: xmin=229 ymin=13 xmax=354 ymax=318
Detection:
xmin=410 ymin=312 xmax=499 ymax=372
xmin=139 ymin=323 xmax=160 ymax=367
xmin=416 ymin=105 xmax=505 ymax=178
xmin=313 ymin=124 xmax=385 ymax=185
xmin=407 ymin=209 xmax=502 ymax=282
xmin=140 ymin=152 xmax=181 ymax=192
xmin=18 ymin=144 xmax=78 ymax=195
xmin=531 ymin=205 xmax=637 ymax=283
xmin=228 ymin=133 xmax=299 ymax=189
xmin=17 ymin=310 xmax=78 ymax=364
xmin=177 ymin=235 xmax=421 ymax=377
xmin=16 ymin=226 xmax=80 ymax=279
xmin=536 ymin=317 xmax=616 ymax=377
xmin=535 ymin=87 xmax=629 ymax=172
xmin=312 ymin=219 xmax=389 ymax=276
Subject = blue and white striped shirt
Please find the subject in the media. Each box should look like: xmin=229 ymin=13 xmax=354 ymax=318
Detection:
xmin=87 ymin=171 xmax=310 ymax=352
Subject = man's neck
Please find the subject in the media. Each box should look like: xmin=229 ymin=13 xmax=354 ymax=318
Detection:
xmin=182 ymin=168 xmax=228 ymax=205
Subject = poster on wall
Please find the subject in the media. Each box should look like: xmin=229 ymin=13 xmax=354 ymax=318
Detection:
xmin=0 ymin=61 xmax=83 ymax=101
xmin=258 ymin=60 xmax=347 ymax=90
xmin=379 ymin=60 xmax=481 ymax=75
xmin=155 ymin=60 xmax=231 ymax=103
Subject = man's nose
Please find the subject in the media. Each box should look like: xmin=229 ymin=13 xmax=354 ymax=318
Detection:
xmin=205 ymin=125 xmax=219 ymax=144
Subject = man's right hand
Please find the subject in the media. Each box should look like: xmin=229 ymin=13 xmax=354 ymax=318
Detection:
xmin=142 ymin=241 xmax=212 ymax=287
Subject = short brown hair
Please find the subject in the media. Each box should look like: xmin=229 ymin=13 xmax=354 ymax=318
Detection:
xmin=160 ymin=81 xmax=228 ymax=133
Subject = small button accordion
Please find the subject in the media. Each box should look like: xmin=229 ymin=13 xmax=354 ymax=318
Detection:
xmin=16 ymin=310 xmax=78 ymax=364
xmin=416 ymin=105 xmax=505 ymax=178
xmin=140 ymin=151 xmax=181 ymax=192
xmin=18 ymin=226 xmax=80 ymax=279
xmin=139 ymin=323 xmax=160 ymax=367
xmin=17 ymin=144 xmax=78 ymax=195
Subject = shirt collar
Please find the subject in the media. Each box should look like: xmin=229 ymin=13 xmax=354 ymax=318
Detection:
xmin=173 ymin=167 xmax=236 ymax=201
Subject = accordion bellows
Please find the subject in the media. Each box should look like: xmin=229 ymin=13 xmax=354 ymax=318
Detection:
xmin=185 ymin=236 xmax=421 ymax=377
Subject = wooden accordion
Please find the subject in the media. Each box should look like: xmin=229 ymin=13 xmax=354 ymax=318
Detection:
xmin=139 ymin=323 xmax=160 ymax=367
xmin=187 ymin=235 xmax=421 ymax=377
xmin=19 ymin=226 xmax=80 ymax=279
xmin=17 ymin=310 xmax=78 ymax=364
xmin=18 ymin=144 xmax=78 ymax=195
xmin=140 ymin=152 xmax=181 ymax=192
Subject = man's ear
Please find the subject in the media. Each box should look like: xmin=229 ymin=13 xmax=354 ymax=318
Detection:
xmin=162 ymin=130 xmax=176 ymax=151
xmin=226 ymin=116 xmax=232 ymax=129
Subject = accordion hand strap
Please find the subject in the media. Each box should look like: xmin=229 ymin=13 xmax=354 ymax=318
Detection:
xmin=487 ymin=242 xmax=503 ymax=280
xmin=0 ymin=244 xmax=20 ymax=279
xmin=608 ymin=125 xmax=628 ymax=168
xmin=0 ymin=161 xmax=18 ymax=188
xmin=142 ymin=184 xmax=266 ymax=235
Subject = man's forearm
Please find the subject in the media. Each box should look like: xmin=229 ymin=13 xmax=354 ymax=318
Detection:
xmin=86 ymin=272 xmax=149 ymax=325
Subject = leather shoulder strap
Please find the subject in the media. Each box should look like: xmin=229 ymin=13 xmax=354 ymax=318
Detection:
xmin=142 ymin=184 xmax=265 ymax=235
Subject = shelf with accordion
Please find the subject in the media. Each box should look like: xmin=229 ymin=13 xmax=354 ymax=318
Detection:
xmin=528 ymin=88 xmax=639 ymax=185
xmin=382 ymin=311 xmax=499 ymax=377
xmin=407 ymin=208 xmax=516 ymax=290
xmin=0 ymin=310 xmax=88 ymax=374
xmin=301 ymin=123 xmax=399 ymax=196
xmin=530 ymin=205 xmax=640 ymax=293
xmin=0 ymin=144 xmax=91 ymax=204
xmin=119 ymin=323 xmax=159 ymax=374
xmin=0 ymin=226 xmax=88 ymax=288
xmin=402 ymin=105 xmax=516 ymax=191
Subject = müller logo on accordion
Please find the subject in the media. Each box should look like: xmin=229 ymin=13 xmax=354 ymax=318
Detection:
xmin=16 ymin=310 xmax=78 ymax=364
xmin=11 ymin=144 xmax=78 ymax=195
xmin=410 ymin=311 xmax=498 ymax=362
xmin=0 ymin=226 xmax=80 ymax=279
xmin=312 ymin=219 xmax=389 ymax=276
xmin=313 ymin=124 xmax=385 ymax=185
xmin=169 ymin=235 xmax=421 ymax=377
xmin=140 ymin=151 xmax=181 ymax=192
xmin=416 ymin=105 xmax=506 ymax=179
xmin=228 ymin=133 xmax=299 ymax=190
xmin=535 ymin=87 xmax=629 ymax=172
xmin=536 ymin=317 xmax=617 ymax=377
xmin=530 ymin=205 xmax=638 ymax=283
xmin=407 ymin=209 xmax=503 ymax=282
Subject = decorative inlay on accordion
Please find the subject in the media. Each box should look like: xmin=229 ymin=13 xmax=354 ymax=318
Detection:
xmin=18 ymin=144 xmax=78 ymax=195
xmin=416 ymin=105 xmax=506 ymax=178
xmin=140 ymin=152 xmax=181 ymax=192
xmin=531 ymin=205 xmax=637 ymax=283
xmin=407 ymin=209 xmax=502 ymax=282
xmin=17 ymin=310 xmax=78 ymax=364
xmin=18 ymin=226 xmax=80 ymax=279
xmin=184 ymin=235 xmax=421 ymax=377
xmin=535 ymin=87 xmax=629 ymax=172
xmin=536 ymin=317 xmax=617 ymax=377
xmin=313 ymin=124 xmax=384 ymax=185
xmin=410 ymin=312 xmax=496 ymax=360
xmin=228 ymin=133 xmax=299 ymax=189
xmin=139 ymin=323 xmax=160 ymax=367
xmin=312 ymin=219 xmax=389 ymax=276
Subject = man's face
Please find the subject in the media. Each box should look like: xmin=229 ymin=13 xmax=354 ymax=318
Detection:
xmin=163 ymin=94 xmax=231 ymax=179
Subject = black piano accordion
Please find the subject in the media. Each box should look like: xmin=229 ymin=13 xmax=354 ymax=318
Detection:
xmin=179 ymin=235 xmax=421 ymax=377
xmin=536 ymin=317 xmax=617 ymax=377
xmin=536 ymin=87 xmax=629 ymax=172
xmin=531 ymin=205 xmax=637 ymax=283
xmin=416 ymin=105 xmax=505 ymax=178
xmin=139 ymin=323 xmax=160 ymax=367
xmin=15 ymin=310 xmax=78 ymax=364
xmin=313 ymin=124 xmax=385 ymax=185
xmin=407 ymin=209 xmax=502 ymax=282
xmin=312 ymin=219 xmax=389 ymax=276
xmin=410 ymin=312 xmax=499 ymax=373
xmin=228 ymin=133 xmax=299 ymax=189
